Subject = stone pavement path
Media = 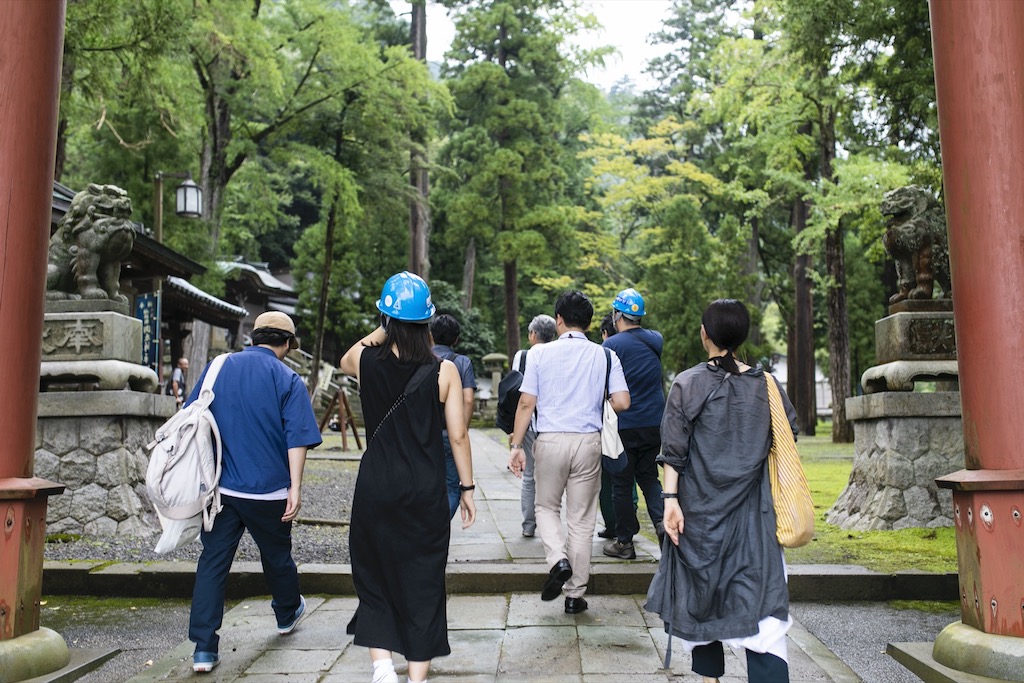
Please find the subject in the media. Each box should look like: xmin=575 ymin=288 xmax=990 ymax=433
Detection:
xmin=122 ymin=430 xmax=856 ymax=682
xmin=129 ymin=593 xmax=850 ymax=682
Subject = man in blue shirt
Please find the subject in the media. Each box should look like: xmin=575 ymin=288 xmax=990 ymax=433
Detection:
xmin=601 ymin=288 xmax=666 ymax=560
xmin=186 ymin=311 xmax=322 ymax=673
xmin=431 ymin=313 xmax=477 ymax=519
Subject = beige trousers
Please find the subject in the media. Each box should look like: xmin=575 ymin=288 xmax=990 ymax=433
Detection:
xmin=533 ymin=431 xmax=602 ymax=599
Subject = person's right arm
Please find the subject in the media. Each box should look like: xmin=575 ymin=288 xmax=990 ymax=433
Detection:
xmin=440 ymin=361 xmax=476 ymax=528
xmin=339 ymin=326 xmax=386 ymax=378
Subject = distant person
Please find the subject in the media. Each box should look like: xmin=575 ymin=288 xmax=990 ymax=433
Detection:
xmin=602 ymin=288 xmax=666 ymax=559
xmin=508 ymin=291 xmax=629 ymax=615
xmin=187 ymin=312 xmax=322 ymax=674
xmin=646 ymin=299 xmax=797 ymax=683
xmin=167 ymin=357 xmax=189 ymax=409
xmin=341 ymin=272 xmax=476 ymax=683
xmin=510 ymin=314 xmax=557 ymax=537
xmin=430 ymin=313 xmax=477 ymax=519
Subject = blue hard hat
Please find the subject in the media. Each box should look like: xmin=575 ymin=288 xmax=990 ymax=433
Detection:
xmin=612 ymin=288 xmax=645 ymax=317
xmin=376 ymin=271 xmax=435 ymax=322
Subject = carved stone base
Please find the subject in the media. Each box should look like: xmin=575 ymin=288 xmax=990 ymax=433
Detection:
xmin=828 ymin=393 xmax=963 ymax=530
xmin=40 ymin=359 xmax=159 ymax=392
xmin=862 ymin=360 xmax=959 ymax=393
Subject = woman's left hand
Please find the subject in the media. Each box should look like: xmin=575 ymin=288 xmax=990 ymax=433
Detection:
xmin=663 ymin=500 xmax=684 ymax=546
xmin=459 ymin=491 xmax=477 ymax=529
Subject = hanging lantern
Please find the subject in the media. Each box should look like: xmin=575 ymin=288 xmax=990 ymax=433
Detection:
xmin=175 ymin=177 xmax=203 ymax=218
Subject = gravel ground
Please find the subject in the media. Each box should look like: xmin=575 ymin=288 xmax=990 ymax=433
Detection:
xmin=791 ymin=601 xmax=962 ymax=683
xmin=44 ymin=459 xmax=359 ymax=565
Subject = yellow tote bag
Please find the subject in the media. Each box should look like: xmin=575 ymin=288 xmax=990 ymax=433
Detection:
xmin=765 ymin=374 xmax=815 ymax=548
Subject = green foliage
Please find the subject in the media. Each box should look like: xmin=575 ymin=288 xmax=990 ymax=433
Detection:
xmin=429 ymin=280 xmax=498 ymax=373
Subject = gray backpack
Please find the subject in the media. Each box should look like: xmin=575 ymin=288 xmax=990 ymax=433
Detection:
xmin=146 ymin=353 xmax=230 ymax=553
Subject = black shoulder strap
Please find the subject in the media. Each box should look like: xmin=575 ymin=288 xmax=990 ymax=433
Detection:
xmin=626 ymin=327 xmax=662 ymax=358
xmin=368 ymin=362 xmax=436 ymax=447
xmin=603 ymin=347 xmax=612 ymax=399
xmin=404 ymin=362 xmax=435 ymax=396
xmin=518 ymin=349 xmax=528 ymax=374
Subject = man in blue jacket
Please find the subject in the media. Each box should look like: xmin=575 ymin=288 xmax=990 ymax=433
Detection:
xmin=601 ymin=289 xmax=666 ymax=559
xmin=186 ymin=311 xmax=322 ymax=673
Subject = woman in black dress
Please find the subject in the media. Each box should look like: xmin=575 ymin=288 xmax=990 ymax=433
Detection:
xmin=339 ymin=271 xmax=476 ymax=683
xmin=646 ymin=299 xmax=797 ymax=683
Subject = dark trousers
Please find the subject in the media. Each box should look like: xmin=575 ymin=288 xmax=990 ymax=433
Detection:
xmin=443 ymin=431 xmax=460 ymax=519
xmin=692 ymin=641 xmax=789 ymax=681
xmin=611 ymin=426 xmax=664 ymax=542
xmin=189 ymin=495 xmax=301 ymax=653
xmin=600 ymin=467 xmax=639 ymax=531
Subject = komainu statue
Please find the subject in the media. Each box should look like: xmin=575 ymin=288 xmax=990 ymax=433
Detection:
xmin=46 ymin=184 xmax=135 ymax=303
xmin=880 ymin=185 xmax=951 ymax=305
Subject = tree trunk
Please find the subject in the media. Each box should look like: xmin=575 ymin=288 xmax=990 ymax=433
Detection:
xmin=461 ymin=237 xmax=476 ymax=310
xmin=745 ymin=216 xmax=763 ymax=350
xmin=308 ymin=189 xmax=339 ymax=399
xmin=408 ymin=1 xmax=430 ymax=278
xmin=819 ymin=106 xmax=853 ymax=442
xmin=791 ymin=195 xmax=816 ymax=437
xmin=826 ymin=219 xmax=852 ymax=442
xmin=503 ymin=260 xmax=520 ymax=357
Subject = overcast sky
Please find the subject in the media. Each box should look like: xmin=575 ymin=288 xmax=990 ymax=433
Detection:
xmin=387 ymin=0 xmax=675 ymax=91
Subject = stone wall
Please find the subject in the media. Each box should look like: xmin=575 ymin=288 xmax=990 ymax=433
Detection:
xmin=827 ymin=392 xmax=964 ymax=531
xmin=35 ymin=392 xmax=175 ymax=536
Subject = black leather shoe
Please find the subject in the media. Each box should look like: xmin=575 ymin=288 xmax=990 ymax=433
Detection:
xmin=564 ymin=597 xmax=588 ymax=614
xmin=541 ymin=559 xmax=572 ymax=601
xmin=597 ymin=528 xmax=615 ymax=539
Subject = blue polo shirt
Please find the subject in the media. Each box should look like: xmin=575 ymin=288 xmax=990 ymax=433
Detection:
xmin=602 ymin=327 xmax=665 ymax=430
xmin=186 ymin=346 xmax=322 ymax=495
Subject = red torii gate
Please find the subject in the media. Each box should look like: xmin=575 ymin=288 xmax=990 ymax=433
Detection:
xmin=0 ymin=1 xmax=69 ymax=680
xmin=907 ymin=0 xmax=1024 ymax=679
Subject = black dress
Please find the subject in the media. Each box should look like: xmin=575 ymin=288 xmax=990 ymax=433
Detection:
xmin=347 ymin=352 xmax=450 ymax=661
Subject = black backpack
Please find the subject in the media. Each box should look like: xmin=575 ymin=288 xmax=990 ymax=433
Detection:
xmin=494 ymin=350 xmax=527 ymax=434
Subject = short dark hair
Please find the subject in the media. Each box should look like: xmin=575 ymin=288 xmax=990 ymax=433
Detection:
xmin=554 ymin=291 xmax=594 ymax=330
xmin=373 ymin=319 xmax=436 ymax=365
xmin=599 ymin=314 xmax=616 ymax=339
xmin=430 ymin=314 xmax=461 ymax=347
xmin=702 ymin=299 xmax=750 ymax=352
xmin=251 ymin=328 xmax=294 ymax=348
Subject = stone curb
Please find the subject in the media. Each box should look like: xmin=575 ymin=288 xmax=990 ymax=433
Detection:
xmin=42 ymin=560 xmax=959 ymax=602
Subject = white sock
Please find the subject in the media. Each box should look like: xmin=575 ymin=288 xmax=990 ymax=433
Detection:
xmin=371 ymin=658 xmax=397 ymax=683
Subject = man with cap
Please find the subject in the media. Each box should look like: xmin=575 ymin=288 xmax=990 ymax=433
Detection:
xmin=601 ymin=288 xmax=666 ymax=560
xmin=186 ymin=311 xmax=323 ymax=674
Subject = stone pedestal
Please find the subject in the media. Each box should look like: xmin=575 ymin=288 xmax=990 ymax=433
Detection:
xmin=35 ymin=392 xmax=175 ymax=536
xmin=828 ymin=392 xmax=963 ymax=530
xmin=40 ymin=310 xmax=158 ymax=392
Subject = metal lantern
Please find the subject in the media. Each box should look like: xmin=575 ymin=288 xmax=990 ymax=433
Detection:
xmin=175 ymin=177 xmax=202 ymax=218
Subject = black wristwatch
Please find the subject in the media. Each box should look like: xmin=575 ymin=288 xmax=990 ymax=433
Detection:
xmin=661 ymin=491 xmax=678 ymax=499
xmin=458 ymin=482 xmax=476 ymax=492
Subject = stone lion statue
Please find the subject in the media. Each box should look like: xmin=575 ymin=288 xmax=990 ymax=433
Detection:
xmin=880 ymin=185 xmax=951 ymax=305
xmin=46 ymin=184 xmax=135 ymax=303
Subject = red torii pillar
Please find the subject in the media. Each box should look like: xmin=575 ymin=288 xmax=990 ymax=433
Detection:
xmin=928 ymin=0 xmax=1024 ymax=678
xmin=0 ymin=1 xmax=70 ymax=680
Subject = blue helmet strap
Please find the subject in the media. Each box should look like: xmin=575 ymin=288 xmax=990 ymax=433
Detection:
xmin=380 ymin=313 xmax=390 ymax=330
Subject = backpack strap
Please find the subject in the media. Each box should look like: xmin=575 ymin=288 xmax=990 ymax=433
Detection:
xmin=198 ymin=353 xmax=231 ymax=398
xmin=367 ymin=362 xmax=436 ymax=447
xmin=518 ymin=349 xmax=528 ymax=374
xmin=625 ymin=327 xmax=662 ymax=358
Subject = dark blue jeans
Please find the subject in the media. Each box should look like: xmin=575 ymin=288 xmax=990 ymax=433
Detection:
xmin=611 ymin=426 xmax=664 ymax=542
xmin=189 ymin=495 xmax=302 ymax=654
xmin=692 ymin=641 xmax=789 ymax=681
xmin=443 ymin=431 xmax=460 ymax=519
